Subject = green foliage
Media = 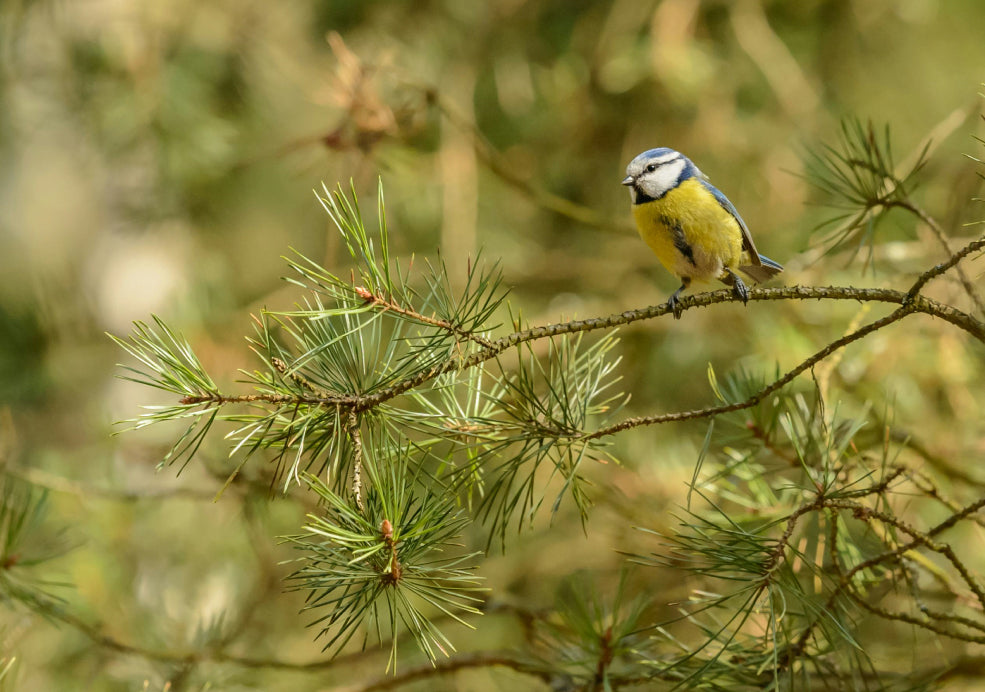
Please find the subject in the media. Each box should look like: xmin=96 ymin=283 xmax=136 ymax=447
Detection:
xmin=95 ymin=151 xmax=985 ymax=687
xmin=109 ymin=317 xmax=222 ymax=470
xmin=471 ymin=331 xmax=625 ymax=543
xmin=107 ymin=182 xmax=629 ymax=666
xmin=5 ymin=2 xmax=985 ymax=689
xmin=631 ymin=371 xmax=985 ymax=690
xmin=286 ymin=444 xmax=483 ymax=669
xmin=0 ymin=479 xmax=72 ymax=614
xmin=532 ymin=571 xmax=652 ymax=690
xmin=805 ymin=118 xmax=929 ymax=266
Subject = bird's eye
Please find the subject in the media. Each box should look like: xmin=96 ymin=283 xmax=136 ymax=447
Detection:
xmin=645 ymin=163 xmax=658 ymax=173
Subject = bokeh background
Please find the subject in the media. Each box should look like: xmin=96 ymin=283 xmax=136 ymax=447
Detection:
xmin=2 ymin=0 xmax=985 ymax=689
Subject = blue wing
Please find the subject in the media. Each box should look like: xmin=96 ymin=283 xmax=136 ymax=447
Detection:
xmin=700 ymin=179 xmax=761 ymax=262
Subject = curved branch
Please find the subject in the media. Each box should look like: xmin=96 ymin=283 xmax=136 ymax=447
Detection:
xmin=355 ymin=652 xmax=552 ymax=692
xmin=36 ymin=597 xmax=520 ymax=673
xmin=577 ymin=296 xmax=978 ymax=439
xmin=178 ymin=282 xmax=985 ymax=415
xmin=356 ymin=247 xmax=985 ymax=410
xmin=906 ymin=234 xmax=985 ymax=299
xmin=892 ymin=201 xmax=985 ymax=313
xmin=174 ymin=236 xmax=985 ymax=439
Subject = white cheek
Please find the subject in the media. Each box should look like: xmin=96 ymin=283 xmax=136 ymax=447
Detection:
xmin=641 ymin=159 xmax=685 ymax=198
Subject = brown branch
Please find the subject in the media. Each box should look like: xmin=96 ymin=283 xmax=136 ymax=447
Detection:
xmin=33 ymin=597 xmax=433 ymax=672
xmin=905 ymin=466 xmax=985 ymax=528
xmin=905 ymin=234 xmax=985 ymax=300
xmin=581 ymin=304 xmax=913 ymax=440
xmin=176 ymin=284 xmax=985 ymax=422
xmin=783 ymin=493 xmax=985 ymax=664
xmin=349 ymin=409 xmax=365 ymax=512
xmin=891 ymin=200 xmax=985 ymax=314
xmin=927 ymin=495 xmax=985 ymax=538
xmin=761 ymin=497 xmax=828 ymax=579
xmin=759 ymin=467 xmax=905 ymax=586
xmin=561 ymin=236 xmax=985 ymax=439
xmin=354 ymin=652 xmax=552 ymax=692
xmin=349 ymin=284 xmax=985 ymax=419
xmin=178 ymin=391 xmax=360 ymax=407
xmin=271 ymin=356 xmax=332 ymax=397
xmin=829 ymin=516 xmax=985 ymax=644
xmin=352 ymin=285 xmax=495 ymax=349
xmin=30 ymin=590 xmax=545 ymax=676
xmin=841 ymin=562 xmax=985 ymax=644
xmin=593 ymin=626 xmax=615 ymax=691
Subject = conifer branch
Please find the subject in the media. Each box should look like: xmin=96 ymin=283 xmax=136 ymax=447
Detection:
xmin=355 ymin=652 xmax=554 ymax=691
xmin=348 ymin=409 xmax=365 ymax=512
xmin=146 ymin=232 xmax=985 ymax=431
xmin=171 ymin=282 xmax=981 ymax=417
xmin=351 ymin=284 xmax=495 ymax=349
xmin=106 ymin=158 xmax=985 ymax=679
xmin=889 ymin=199 xmax=985 ymax=314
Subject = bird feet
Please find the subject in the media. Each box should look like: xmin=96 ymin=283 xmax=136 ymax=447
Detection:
xmin=667 ymin=283 xmax=687 ymax=319
xmin=667 ymin=294 xmax=683 ymax=319
xmin=727 ymin=271 xmax=749 ymax=305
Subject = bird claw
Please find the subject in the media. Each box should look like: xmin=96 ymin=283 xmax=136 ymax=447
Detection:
xmin=667 ymin=293 xmax=684 ymax=320
xmin=730 ymin=275 xmax=749 ymax=305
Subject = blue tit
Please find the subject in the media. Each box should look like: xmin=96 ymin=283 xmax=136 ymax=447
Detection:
xmin=622 ymin=148 xmax=783 ymax=318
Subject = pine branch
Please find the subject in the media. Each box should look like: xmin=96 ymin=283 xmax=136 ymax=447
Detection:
xmin=345 ymin=278 xmax=985 ymax=416
xmin=350 ymin=284 xmax=495 ymax=349
xmin=284 ymin=449 xmax=485 ymax=666
xmin=107 ymin=166 xmax=985 ymax=681
xmin=123 ymin=225 xmax=985 ymax=445
xmin=804 ymin=118 xmax=930 ymax=266
xmin=778 ymin=493 xmax=985 ymax=667
xmin=889 ymin=199 xmax=985 ymax=314
xmin=172 ymin=283 xmax=978 ymax=419
xmin=354 ymin=652 xmax=553 ymax=692
xmin=0 ymin=477 xmax=74 ymax=614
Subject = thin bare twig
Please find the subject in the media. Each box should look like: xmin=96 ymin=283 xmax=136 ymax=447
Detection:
xmin=890 ymin=200 xmax=985 ymax=315
xmin=580 ymin=305 xmax=913 ymax=440
xmin=782 ymin=494 xmax=985 ymax=663
xmin=354 ymin=652 xmax=552 ymax=692
xmin=906 ymin=234 xmax=985 ymax=299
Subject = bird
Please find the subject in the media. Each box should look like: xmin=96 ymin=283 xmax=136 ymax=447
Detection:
xmin=622 ymin=148 xmax=783 ymax=319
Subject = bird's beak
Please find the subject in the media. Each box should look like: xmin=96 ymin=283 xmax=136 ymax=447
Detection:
xmin=621 ymin=176 xmax=635 ymax=187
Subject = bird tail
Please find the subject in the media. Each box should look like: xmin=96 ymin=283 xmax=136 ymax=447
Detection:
xmin=739 ymin=254 xmax=783 ymax=284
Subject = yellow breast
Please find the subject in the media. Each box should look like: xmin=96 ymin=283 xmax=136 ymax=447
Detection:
xmin=631 ymin=178 xmax=744 ymax=282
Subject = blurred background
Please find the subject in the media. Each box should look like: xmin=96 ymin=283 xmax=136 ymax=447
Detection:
xmin=2 ymin=0 xmax=985 ymax=689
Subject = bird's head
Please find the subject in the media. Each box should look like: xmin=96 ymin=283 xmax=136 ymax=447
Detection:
xmin=621 ymin=148 xmax=701 ymax=204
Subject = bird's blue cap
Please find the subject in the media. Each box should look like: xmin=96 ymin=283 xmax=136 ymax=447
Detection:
xmin=638 ymin=147 xmax=678 ymax=160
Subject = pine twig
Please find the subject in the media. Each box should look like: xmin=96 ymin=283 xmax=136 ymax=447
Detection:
xmin=355 ymin=652 xmax=553 ymax=692
xmin=173 ymin=280 xmax=985 ymax=418
xmin=890 ymin=199 xmax=985 ymax=315
xmin=352 ymin=285 xmax=494 ymax=349
xmin=348 ymin=409 xmax=365 ymax=512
